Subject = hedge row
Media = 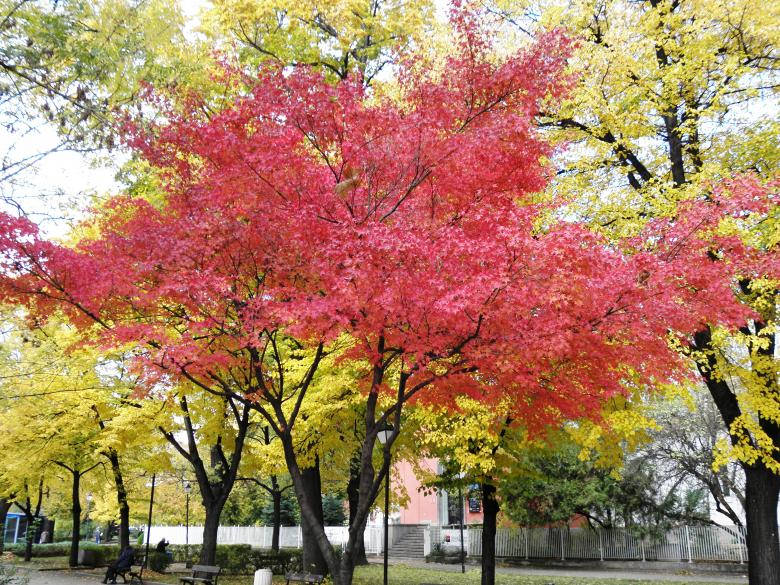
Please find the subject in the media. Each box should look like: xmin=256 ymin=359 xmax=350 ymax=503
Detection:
xmin=167 ymin=544 xmax=304 ymax=574
xmin=5 ymin=541 xmax=120 ymax=561
xmin=5 ymin=541 xmax=332 ymax=576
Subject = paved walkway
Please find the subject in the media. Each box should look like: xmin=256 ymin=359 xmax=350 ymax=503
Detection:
xmin=372 ymin=558 xmax=748 ymax=583
xmin=5 ymin=566 xmax=168 ymax=585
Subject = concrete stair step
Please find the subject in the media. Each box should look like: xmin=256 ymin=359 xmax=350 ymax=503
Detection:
xmin=387 ymin=526 xmax=427 ymax=558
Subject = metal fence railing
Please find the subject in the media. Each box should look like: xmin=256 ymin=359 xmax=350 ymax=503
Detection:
xmin=149 ymin=523 xmax=751 ymax=563
xmin=464 ymin=524 xmax=749 ymax=563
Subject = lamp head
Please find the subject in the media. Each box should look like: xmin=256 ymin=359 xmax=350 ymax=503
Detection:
xmin=376 ymin=421 xmax=394 ymax=445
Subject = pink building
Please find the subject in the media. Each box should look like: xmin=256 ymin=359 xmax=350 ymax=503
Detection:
xmin=382 ymin=458 xmax=484 ymax=526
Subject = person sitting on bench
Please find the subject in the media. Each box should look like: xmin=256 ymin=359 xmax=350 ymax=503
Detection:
xmin=103 ymin=546 xmax=135 ymax=584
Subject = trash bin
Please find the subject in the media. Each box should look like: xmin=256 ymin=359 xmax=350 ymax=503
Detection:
xmin=253 ymin=568 xmax=272 ymax=585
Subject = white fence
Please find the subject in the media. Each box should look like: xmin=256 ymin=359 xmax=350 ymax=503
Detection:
xmin=150 ymin=523 xmax=751 ymax=563
xmin=463 ymin=524 xmax=749 ymax=563
xmin=148 ymin=525 xmax=386 ymax=555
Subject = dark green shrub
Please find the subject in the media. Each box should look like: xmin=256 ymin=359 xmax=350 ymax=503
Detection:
xmin=215 ymin=544 xmax=253 ymax=574
xmin=250 ymin=548 xmax=302 ymax=575
xmin=6 ymin=542 xmax=65 ymax=557
xmin=168 ymin=544 xmax=199 ymax=563
xmin=322 ymin=495 xmax=347 ymax=526
xmin=159 ymin=544 xmax=308 ymax=575
xmin=166 ymin=544 xmax=256 ymax=574
xmin=81 ymin=543 xmax=121 ymax=566
xmin=148 ymin=551 xmax=171 ymax=572
xmin=53 ymin=526 xmax=71 ymax=543
xmin=425 ymin=547 xmax=466 ymax=564
xmin=6 ymin=541 xmax=88 ymax=558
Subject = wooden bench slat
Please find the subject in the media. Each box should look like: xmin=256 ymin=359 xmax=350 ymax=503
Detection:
xmin=180 ymin=564 xmax=221 ymax=585
xmin=190 ymin=566 xmax=221 ymax=573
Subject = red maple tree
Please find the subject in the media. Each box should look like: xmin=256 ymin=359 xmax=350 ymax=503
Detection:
xmin=0 ymin=21 xmax=773 ymax=584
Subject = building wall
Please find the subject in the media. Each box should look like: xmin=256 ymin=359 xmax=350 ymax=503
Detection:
xmin=395 ymin=458 xmax=484 ymax=525
xmin=397 ymin=459 xmax=439 ymax=524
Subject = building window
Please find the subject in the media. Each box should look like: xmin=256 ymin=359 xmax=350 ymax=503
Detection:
xmin=4 ymin=515 xmax=20 ymax=544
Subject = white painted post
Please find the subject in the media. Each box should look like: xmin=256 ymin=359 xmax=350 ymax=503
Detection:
xmin=423 ymin=526 xmax=431 ymax=557
xmin=524 ymin=527 xmax=529 ymax=560
xmin=640 ymin=537 xmax=645 ymax=561
xmin=560 ymin=529 xmax=565 ymax=561
xmin=685 ymin=525 xmax=693 ymax=563
xmin=737 ymin=527 xmax=744 ymax=564
xmin=598 ymin=529 xmax=604 ymax=561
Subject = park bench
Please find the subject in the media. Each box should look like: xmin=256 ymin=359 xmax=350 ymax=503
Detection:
xmin=116 ymin=554 xmax=145 ymax=584
xmin=179 ymin=565 xmax=221 ymax=585
xmin=285 ymin=573 xmax=324 ymax=585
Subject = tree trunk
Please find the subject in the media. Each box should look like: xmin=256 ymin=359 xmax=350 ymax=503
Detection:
xmin=278 ymin=433 xmax=341 ymax=582
xmin=300 ymin=459 xmax=328 ymax=575
xmin=107 ymin=449 xmax=131 ymax=549
xmin=347 ymin=454 xmax=368 ymax=565
xmin=69 ymin=472 xmax=81 ymax=568
xmin=93 ymin=408 xmax=131 ymax=550
xmin=271 ymin=482 xmax=281 ymax=552
xmin=20 ymin=479 xmax=44 ymax=563
xmin=162 ymin=396 xmax=251 ymax=567
xmin=0 ymin=498 xmax=12 ymax=554
xmin=23 ymin=531 xmax=33 ymax=562
xmin=745 ymin=466 xmax=780 ymax=585
xmin=24 ymin=518 xmax=35 ymax=563
xmin=693 ymin=325 xmax=780 ymax=582
xmin=268 ymin=353 xmax=400 ymax=585
xmin=23 ymin=514 xmax=35 ymax=562
xmin=480 ymin=481 xmax=499 ymax=585
xmin=200 ymin=499 xmax=226 ymax=565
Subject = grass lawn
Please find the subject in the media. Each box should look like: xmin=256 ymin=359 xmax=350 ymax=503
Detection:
xmin=352 ymin=565 xmax=735 ymax=585
xmin=157 ymin=564 xmax=740 ymax=585
xmin=1 ymin=557 xmax=738 ymax=585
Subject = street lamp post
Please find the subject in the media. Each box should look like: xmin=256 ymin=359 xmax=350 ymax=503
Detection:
xmin=144 ymin=475 xmax=156 ymax=569
xmin=85 ymin=493 xmax=94 ymax=543
xmin=184 ymin=481 xmax=192 ymax=568
xmin=376 ymin=423 xmax=394 ymax=585
xmin=457 ymin=472 xmax=465 ymax=574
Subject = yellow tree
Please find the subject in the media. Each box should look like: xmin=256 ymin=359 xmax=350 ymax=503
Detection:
xmin=414 ymin=393 xmax=655 ymax=585
xmin=485 ymin=0 xmax=779 ymax=580
xmin=153 ymin=382 xmax=254 ymax=565
xmin=204 ymin=0 xmax=435 ymax=84
xmin=0 ymin=0 xmax=207 ymax=191
xmin=0 ymin=314 xmax=164 ymax=560
xmin=292 ymin=344 xmax=424 ymax=566
xmin=0 ymin=342 xmax=102 ymax=566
